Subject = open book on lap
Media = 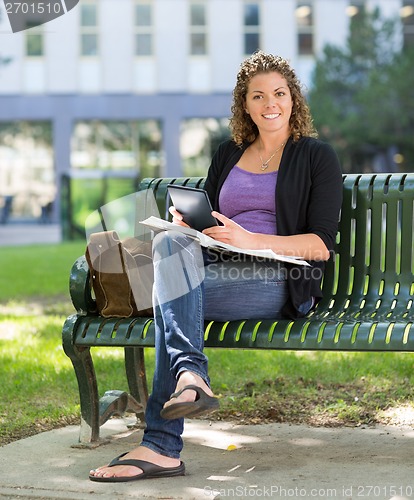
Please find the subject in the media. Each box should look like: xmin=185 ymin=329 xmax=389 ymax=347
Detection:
xmin=140 ymin=216 xmax=310 ymax=267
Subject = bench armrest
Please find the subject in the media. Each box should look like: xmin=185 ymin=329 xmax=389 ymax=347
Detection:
xmin=69 ymin=255 xmax=97 ymax=314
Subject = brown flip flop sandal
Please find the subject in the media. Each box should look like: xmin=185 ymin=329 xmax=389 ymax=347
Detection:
xmin=160 ymin=384 xmax=219 ymax=420
xmin=89 ymin=452 xmax=185 ymax=482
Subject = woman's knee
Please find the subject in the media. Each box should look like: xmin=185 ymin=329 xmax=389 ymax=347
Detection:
xmin=153 ymin=231 xmax=205 ymax=283
xmin=153 ymin=230 xmax=195 ymax=261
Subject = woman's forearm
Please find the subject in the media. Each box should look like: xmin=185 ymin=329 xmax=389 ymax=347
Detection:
xmin=252 ymin=232 xmax=330 ymax=261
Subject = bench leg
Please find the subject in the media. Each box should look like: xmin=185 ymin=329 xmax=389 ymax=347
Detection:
xmin=124 ymin=347 xmax=149 ymax=423
xmin=62 ymin=316 xmax=100 ymax=444
xmin=63 ymin=316 xmax=149 ymax=445
xmin=99 ymin=390 xmax=145 ymax=426
xmin=96 ymin=348 xmax=147 ymax=429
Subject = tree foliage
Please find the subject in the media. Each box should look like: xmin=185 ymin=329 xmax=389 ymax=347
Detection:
xmin=308 ymin=7 xmax=414 ymax=172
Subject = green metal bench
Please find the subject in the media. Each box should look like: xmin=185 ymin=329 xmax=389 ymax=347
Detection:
xmin=62 ymin=173 xmax=414 ymax=444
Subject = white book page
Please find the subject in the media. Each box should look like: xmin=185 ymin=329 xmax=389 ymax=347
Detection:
xmin=140 ymin=216 xmax=310 ymax=266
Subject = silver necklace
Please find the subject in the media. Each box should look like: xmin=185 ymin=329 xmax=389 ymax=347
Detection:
xmin=258 ymin=141 xmax=286 ymax=171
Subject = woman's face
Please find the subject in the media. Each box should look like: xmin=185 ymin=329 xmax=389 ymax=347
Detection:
xmin=244 ymin=71 xmax=293 ymax=137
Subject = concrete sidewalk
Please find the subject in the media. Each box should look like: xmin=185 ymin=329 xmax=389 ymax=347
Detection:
xmin=1 ymin=418 xmax=413 ymax=499
xmin=0 ymin=223 xmax=61 ymax=246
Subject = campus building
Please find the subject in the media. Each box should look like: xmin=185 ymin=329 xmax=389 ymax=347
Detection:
xmin=0 ymin=0 xmax=412 ymax=223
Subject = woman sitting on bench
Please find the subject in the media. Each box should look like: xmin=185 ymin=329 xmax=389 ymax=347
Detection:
xmin=89 ymin=50 xmax=343 ymax=483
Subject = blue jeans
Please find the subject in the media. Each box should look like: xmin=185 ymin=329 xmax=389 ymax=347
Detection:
xmin=141 ymin=231 xmax=289 ymax=458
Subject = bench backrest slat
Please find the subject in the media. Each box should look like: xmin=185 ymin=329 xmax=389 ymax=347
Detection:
xmin=332 ymin=174 xmax=414 ymax=320
xmin=139 ymin=173 xmax=414 ymax=323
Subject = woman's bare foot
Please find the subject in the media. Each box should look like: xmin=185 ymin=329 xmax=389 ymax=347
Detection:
xmin=89 ymin=446 xmax=180 ymax=480
xmin=162 ymin=371 xmax=214 ymax=411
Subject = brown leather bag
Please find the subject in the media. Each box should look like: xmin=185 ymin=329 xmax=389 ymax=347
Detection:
xmin=85 ymin=230 xmax=153 ymax=318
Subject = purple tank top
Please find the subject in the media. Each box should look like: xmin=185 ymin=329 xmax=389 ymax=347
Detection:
xmin=218 ymin=166 xmax=278 ymax=235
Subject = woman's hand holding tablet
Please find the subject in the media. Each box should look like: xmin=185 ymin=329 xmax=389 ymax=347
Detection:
xmin=167 ymin=185 xmax=219 ymax=232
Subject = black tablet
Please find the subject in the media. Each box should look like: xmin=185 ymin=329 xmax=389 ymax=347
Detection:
xmin=167 ymin=184 xmax=218 ymax=232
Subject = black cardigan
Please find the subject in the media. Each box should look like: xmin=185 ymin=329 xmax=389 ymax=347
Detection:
xmin=204 ymin=137 xmax=343 ymax=318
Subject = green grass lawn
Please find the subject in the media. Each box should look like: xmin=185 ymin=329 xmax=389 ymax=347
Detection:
xmin=1 ymin=242 xmax=414 ymax=446
xmin=0 ymin=241 xmax=86 ymax=300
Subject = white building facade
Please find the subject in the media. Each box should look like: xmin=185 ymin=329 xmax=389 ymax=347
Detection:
xmin=0 ymin=0 xmax=412 ymax=221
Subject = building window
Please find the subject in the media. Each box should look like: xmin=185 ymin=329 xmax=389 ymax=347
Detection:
xmin=25 ymin=22 xmax=44 ymax=57
xmin=135 ymin=1 xmax=153 ymax=56
xmin=190 ymin=1 xmax=207 ymax=55
xmin=243 ymin=2 xmax=260 ymax=55
xmin=401 ymin=0 xmax=414 ymax=49
xmin=181 ymin=118 xmax=230 ymax=176
xmin=295 ymin=1 xmax=313 ymax=56
xmin=81 ymin=2 xmax=98 ymax=56
xmin=0 ymin=121 xmax=53 ymax=220
xmin=71 ymin=120 xmax=162 ymax=177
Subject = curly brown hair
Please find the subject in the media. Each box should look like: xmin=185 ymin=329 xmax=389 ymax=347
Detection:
xmin=229 ymin=51 xmax=318 ymax=145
